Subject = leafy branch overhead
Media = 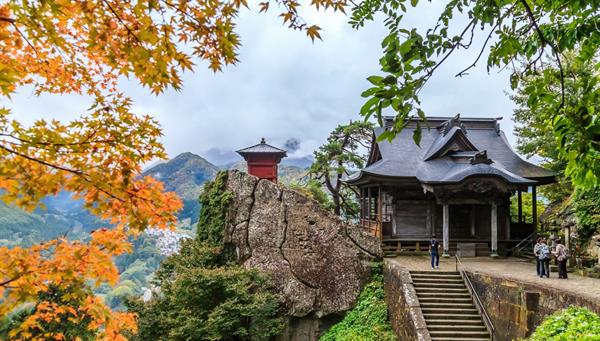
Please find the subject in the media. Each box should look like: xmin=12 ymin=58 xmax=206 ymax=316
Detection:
xmin=350 ymin=0 xmax=599 ymax=189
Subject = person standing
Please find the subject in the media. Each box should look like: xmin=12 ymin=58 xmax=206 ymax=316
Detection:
xmin=538 ymin=239 xmax=550 ymax=278
xmin=553 ymin=239 xmax=568 ymax=279
xmin=429 ymin=235 xmax=440 ymax=270
xmin=533 ymin=237 xmax=543 ymax=276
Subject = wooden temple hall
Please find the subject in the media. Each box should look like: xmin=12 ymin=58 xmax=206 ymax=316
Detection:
xmin=345 ymin=115 xmax=555 ymax=257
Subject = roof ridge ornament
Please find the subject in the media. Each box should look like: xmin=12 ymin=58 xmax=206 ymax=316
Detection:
xmin=442 ymin=114 xmax=467 ymax=136
xmin=260 ymin=137 xmax=266 ymax=144
xmin=470 ymin=150 xmax=493 ymax=165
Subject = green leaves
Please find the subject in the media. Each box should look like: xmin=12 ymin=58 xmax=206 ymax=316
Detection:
xmin=528 ymin=307 xmax=600 ymax=340
xmin=367 ymin=75 xmax=384 ymax=85
xmin=129 ymin=238 xmax=285 ymax=341
xmin=320 ymin=264 xmax=396 ymax=341
xmin=352 ymin=0 xmax=600 ymax=189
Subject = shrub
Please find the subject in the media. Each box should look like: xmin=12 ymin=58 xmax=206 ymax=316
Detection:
xmin=528 ymin=306 xmax=600 ymax=341
xmin=319 ymin=263 xmax=396 ymax=341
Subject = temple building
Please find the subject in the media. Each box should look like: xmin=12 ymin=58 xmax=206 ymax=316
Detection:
xmin=237 ymin=138 xmax=287 ymax=183
xmin=345 ymin=115 xmax=555 ymax=257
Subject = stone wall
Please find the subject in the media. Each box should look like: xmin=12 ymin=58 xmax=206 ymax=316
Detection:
xmin=468 ymin=271 xmax=600 ymax=341
xmin=383 ymin=260 xmax=431 ymax=341
xmin=222 ymin=170 xmax=382 ymax=340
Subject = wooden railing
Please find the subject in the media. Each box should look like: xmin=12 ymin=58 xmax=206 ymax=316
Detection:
xmin=359 ymin=218 xmax=381 ymax=237
xmin=512 ymin=231 xmax=537 ymax=256
xmin=455 ymin=254 xmax=497 ymax=341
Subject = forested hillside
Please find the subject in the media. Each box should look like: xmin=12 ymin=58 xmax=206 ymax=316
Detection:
xmin=0 ymin=152 xmax=308 ymax=309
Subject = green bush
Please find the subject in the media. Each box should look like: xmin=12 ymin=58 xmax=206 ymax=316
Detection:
xmin=320 ymin=263 xmax=396 ymax=341
xmin=573 ymin=188 xmax=600 ymax=243
xmin=528 ymin=306 xmax=600 ymax=341
xmin=128 ymin=173 xmax=285 ymax=340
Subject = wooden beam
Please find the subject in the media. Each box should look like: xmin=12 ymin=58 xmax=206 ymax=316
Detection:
xmin=491 ymin=203 xmax=498 ymax=257
xmin=470 ymin=206 xmax=476 ymax=237
xmin=517 ymin=190 xmax=523 ymax=223
xmin=532 ymin=186 xmax=538 ymax=231
xmin=378 ymin=186 xmax=382 ymax=240
xmin=367 ymin=187 xmax=371 ymax=221
xmin=443 ymin=204 xmax=450 ymax=257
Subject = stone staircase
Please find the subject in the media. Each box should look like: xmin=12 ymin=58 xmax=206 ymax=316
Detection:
xmin=411 ymin=271 xmax=491 ymax=341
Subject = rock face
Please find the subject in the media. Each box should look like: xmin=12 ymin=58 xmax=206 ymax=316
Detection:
xmin=223 ymin=170 xmax=381 ymax=326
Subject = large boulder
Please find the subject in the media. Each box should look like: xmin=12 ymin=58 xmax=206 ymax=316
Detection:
xmin=223 ymin=170 xmax=381 ymax=319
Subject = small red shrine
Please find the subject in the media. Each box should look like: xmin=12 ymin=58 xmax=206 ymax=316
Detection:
xmin=236 ymin=138 xmax=287 ymax=183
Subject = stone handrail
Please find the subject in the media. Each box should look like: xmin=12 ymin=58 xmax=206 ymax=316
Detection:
xmin=455 ymin=254 xmax=497 ymax=341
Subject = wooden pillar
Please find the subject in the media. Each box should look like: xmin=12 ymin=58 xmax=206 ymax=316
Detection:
xmin=506 ymin=206 xmax=511 ymax=240
xmin=443 ymin=204 xmax=450 ymax=257
xmin=470 ymin=206 xmax=476 ymax=237
xmin=359 ymin=188 xmax=363 ymax=222
xmin=491 ymin=203 xmax=499 ymax=257
xmin=517 ymin=190 xmax=523 ymax=223
xmin=377 ymin=186 xmax=382 ymax=239
xmin=367 ymin=187 xmax=371 ymax=221
xmin=426 ymin=201 xmax=432 ymax=237
xmin=532 ymin=186 xmax=538 ymax=232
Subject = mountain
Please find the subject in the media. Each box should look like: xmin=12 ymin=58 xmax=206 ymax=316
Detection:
xmin=0 ymin=151 xmax=312 ymax=309
xmin=143 ymin=152 xmax=219 ymax=228
xmin=281 ymin=155 xmax=314 ymax=169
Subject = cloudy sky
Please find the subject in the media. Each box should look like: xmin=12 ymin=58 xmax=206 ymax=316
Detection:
xmin=6 ymin=3 xmax=524 ymax=166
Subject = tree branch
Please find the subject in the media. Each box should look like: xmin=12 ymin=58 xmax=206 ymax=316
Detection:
xmin=518 ymin=0 xmax=565 ymax=109
xmin=0 ymin=16 xmax=15 ymax=24
xmin=101 ymin=0 xmax=141 ymax=43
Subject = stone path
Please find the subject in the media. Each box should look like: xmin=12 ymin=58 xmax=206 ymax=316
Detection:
xmin=390 ymin=255 xmax=600 ymax=303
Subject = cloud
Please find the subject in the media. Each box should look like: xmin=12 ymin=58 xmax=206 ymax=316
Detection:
xmin=5 ymin=4 xmax=528 ymax=164
xmin=283 ymin=138 xmax=301 ymax=153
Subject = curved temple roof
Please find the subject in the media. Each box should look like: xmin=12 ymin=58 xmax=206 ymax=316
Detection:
xmin=346 ymin=115 xmax=555 ymax=186
xmin=236 ymin=138 xmax=287 ymax=157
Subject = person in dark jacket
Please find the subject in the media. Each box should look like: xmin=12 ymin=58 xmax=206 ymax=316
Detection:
xmin=553 ymin=239 xmax=569 ymax=279
xmin=429 ymin=235 xmax=440 ymax=270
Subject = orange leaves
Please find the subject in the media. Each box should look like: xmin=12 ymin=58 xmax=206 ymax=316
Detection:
xmin=256 ymin=0 xmax=349 ymax=41
xmin=306 ymin=25 xmax=322 ymax=42
xmin=0 ymin=97 xmax=182 ymax=232
xmin=0 ymin=230 xmax=137 ymax=339
xmin=259 ymin=2 xmax=270 ymax=13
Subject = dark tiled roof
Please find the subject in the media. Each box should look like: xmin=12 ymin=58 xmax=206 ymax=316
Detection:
xmin=236 ymin=138 xmax=287 ymax=156
xmin=346 ymin=116 xmax=555 ymax=185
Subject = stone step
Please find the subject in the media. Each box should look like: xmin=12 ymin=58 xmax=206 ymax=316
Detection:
xmin=416 ymin=288 xmax=469 ymax=293
xmin=420 ymin=302 xmax=476 ymax=309
xmin=417 ymin=292 xmax=471 ymax=298
xmin=429 ymin=330 xmax=490 ymax=338
xmin=431 ymin=337 xmax=490 ymax=341
xmin=411 ymin=274 xmax=463 ymax=280
xmin=426 ymin=319 xmax=486 ymax=326
xmin=413 ymin=283 xmax=467 ymax=289
xmin=421 ymin=307 xmax=479 ymax=314
xmin=413 ymin=278 xmax=465 ymax=284
xmin=428 ymin=325 xmax=488 ymax=332
xmin=419 ymin=298 xmax=473 ymax=304
xmin=410 ymin=271 xmax=460 ymax=275
xmin=423 ymin=313 xmax=483 ymax=320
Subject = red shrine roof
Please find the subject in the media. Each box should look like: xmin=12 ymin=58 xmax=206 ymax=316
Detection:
xmin=236 ymin=138 xmax=287 ymax=157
